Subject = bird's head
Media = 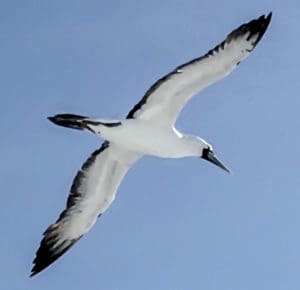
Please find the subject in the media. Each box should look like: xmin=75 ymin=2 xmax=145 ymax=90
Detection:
xmin=182 ymin=135 xmax=230 ymax=173
xmin=201 ymin=144 xmax=230 ymax=173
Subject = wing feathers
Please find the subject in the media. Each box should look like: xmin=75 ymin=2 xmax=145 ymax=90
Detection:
xmin=31 ymin=142 xmax=139 ymax=276
xmin=31 ymin=223 xmax=82 ymax=277
xmin=127 ymin=13 xmax=272 ymax=123
xmin=32 ymin=13 xmax=272 ymax=276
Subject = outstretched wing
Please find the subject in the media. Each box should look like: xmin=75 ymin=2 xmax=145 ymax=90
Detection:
xmin=127 ymin=13 xmax=271 ymax=124
xmin=31 ymin=141 xmax=140 ymax=276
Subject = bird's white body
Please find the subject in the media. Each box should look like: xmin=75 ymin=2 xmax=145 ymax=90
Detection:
xmin=91 ymin=119 xmax=205 ymax=158
xmin=31 ymin=13 xmax=272 ymax=276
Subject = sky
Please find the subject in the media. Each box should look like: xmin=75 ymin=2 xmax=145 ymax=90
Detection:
xmin=1 ymin=0 xmax=300 ymax=289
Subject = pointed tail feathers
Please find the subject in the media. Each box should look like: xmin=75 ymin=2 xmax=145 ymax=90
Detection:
xmin=48 ymin=114 xmax=122 ymax=132
xmin=48 ymin=114 xmax=90 ymax=131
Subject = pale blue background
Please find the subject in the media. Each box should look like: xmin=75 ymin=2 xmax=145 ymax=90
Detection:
xmin=1 ymin=1 xmax=299 ymax=289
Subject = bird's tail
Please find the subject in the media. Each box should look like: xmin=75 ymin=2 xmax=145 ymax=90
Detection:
xmin=48 ymin=113 xmax=122 ymax=133
xmin=48 ymin=114 xmax=91 ymax=131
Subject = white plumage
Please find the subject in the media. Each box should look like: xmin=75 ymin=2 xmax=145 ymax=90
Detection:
xmin=31 ymin=13 xmax=271 ymax=276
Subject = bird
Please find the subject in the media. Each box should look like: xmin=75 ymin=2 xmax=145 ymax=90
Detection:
xmin=31 ymin=13 xmax=272 ymax=276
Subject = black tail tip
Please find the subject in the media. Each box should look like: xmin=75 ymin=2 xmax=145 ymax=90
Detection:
xmin=47 ymin=114 xmax=88 ymax=130
xmin=47 ymin=115 xmax=56 ymax=123
xmin=47 ymin=114 xmax=66 ymax=127
xmin=47 ymin=113 xmax=87 ymax=123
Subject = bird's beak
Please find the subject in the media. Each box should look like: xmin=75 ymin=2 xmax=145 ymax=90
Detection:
xmin=202 ymin=150 xmax=231 ymax=173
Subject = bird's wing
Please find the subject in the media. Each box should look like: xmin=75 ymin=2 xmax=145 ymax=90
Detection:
xmin=31 ymin=141 xmax=140 ymax=276
xmin=126 ymin=13 xmax=271 ymax=124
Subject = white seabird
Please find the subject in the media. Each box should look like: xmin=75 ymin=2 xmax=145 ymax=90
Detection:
xmin=31 ymin=13 xmax=272 ymax=276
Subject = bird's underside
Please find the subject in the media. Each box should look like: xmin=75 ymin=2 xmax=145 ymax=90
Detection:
xmin=31 ymin=13 xmax=272 ymax=276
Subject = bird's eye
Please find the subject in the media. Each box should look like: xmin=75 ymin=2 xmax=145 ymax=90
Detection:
xmin=202 ymin=147 xmax=212 ymax=158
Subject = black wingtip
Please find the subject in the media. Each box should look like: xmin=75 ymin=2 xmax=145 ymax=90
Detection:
xmin=226 ymin=12 xmax=272 ymax=51
xmin=245 ymin=12 xmax=272 ymax=45
xmin=30 ymin=240 xmax=75 ymax=277
xmin=253 ymin=12 xmax=272 ymax=42
xmin=30 ymin=268 xmax=39 ymax=277
xmin=260 ymin=12 xmax=272 ymax=29
xmin=30 ymin=222 xmax=82 ymax=277
xmin=265 ymin=12 xmax=272 ymax=29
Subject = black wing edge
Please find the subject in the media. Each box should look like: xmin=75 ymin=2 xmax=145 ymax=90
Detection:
xmin=30 ymin=141 xmax=110 ymax=277
xmin=226 ymin=12 xmax=272 ymax=49
xmin=126 ymin=12 xmax=272 ymax=120
xmin=30 ymin=225 xmax=83 ymax=277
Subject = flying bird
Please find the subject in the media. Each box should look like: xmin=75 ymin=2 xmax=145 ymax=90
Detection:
xmin=31 ymin=13 xmax=272 ymax=276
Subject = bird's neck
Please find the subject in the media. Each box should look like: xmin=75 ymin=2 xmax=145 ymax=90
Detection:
xmin=180 ymin=135 xmax=204 ymax=157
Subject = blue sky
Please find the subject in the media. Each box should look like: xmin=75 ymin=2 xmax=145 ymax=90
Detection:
xmin=1 ymin=0 xmax=300 ymax=289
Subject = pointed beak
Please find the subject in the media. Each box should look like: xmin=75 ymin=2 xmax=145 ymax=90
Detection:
xmin=202 ymin=150 xmax=231 ymax=173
